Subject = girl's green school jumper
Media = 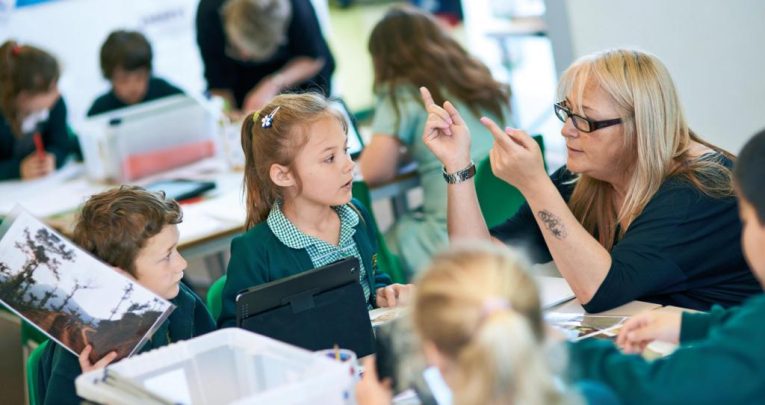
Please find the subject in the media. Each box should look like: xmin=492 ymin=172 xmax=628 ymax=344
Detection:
xmin=218 ymin=199 xmax=392 ymax=328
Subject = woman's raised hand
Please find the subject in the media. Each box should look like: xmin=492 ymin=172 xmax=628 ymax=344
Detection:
xmin=420 ymin=87 xmax=472 ymax=172
xmin=480 ymin=116 xmax=547 ymax=193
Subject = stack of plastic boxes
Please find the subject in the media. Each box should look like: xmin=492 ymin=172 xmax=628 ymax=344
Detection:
xmin=75 ymin=329 xmax=354 ymax=404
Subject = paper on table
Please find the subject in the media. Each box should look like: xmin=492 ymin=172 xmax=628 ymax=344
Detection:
xmin=535 ymin=276 xmax=575 ymax=309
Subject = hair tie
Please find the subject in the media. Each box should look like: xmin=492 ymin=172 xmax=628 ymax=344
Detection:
xmin=260 ymin=106 xmax=280 ymax=128
xmin=11 ymin=44 xmax=21 ymax=57
xmin=252 ymin=110 xmax=260 ymax=124
xmin=480 ymin=297 xmax=510 ymax=320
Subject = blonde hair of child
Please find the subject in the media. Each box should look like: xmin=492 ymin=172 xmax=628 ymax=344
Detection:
xmin=413 ymin=243 xmax=564 ymax=405
xmin=240 ymin=92 xmax=347 ymax=229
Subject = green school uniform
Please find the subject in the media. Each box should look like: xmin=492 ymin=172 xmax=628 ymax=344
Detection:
xmin=569 ymin=293 xmax=765 ymax=404
xmin=218 ymin=199 xmax=392 ymax=328
xmin=37 ymin=283 xmax=215 ymax=405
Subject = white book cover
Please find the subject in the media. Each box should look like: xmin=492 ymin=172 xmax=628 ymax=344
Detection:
xmin=0 ymin=206 xmax=175 ymax=362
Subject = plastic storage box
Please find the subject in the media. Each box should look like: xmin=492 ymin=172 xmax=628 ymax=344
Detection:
xmin=75 ymin=328 xmax=354 ymax=404
xmin=77 ymin=94 xmax=219 ymax=182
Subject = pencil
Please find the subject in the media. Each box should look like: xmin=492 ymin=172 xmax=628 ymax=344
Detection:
xmin=33 ymin=132 xmax=45 ymax=159
xmin=334 ymin=344 xmax=339 ymax=361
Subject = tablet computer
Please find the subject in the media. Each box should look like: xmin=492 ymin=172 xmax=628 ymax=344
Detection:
xmin=235 ymin=257 xmax=375 ymax=356
xmin=144 ymin=179 xmax=216 ymax=202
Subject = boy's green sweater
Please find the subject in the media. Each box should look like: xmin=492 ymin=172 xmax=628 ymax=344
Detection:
xmin=569 ymin=294 xmax=765 ymax=404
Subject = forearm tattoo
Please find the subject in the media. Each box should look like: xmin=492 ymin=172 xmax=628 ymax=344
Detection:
xmin=538 ymin=210 xmax=568 ymax=239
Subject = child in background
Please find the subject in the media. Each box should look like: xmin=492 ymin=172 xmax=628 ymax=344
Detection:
xmin=0 ymin=41 xmax=71 ymax=180
xmin=359 ymin=5 xmax=512 ymax=278
xmin=568 ymin=129 xmax=765 ymax=404
xmin=87 ymin=30 xmax=183 ymax=116
xmin=218 ymin=93 xmax=413 ymax=328
xmin=38 ymin=186 xmax=216 ymax=405
xmin=357 ymin=243 xmax=614 ymax=405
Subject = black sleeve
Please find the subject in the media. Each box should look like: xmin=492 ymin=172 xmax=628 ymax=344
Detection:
xmin=286 ymin=0 xmax=329 ymax=59
xmin=489 ymin=166 xmax=574 ymax=263
xmin=42 ymin=97 xmax=70 ymax=169
xmin=582 ymin=185 xmax=695 ymax=312
xmin=195 ymin=0 xmax=233 ymax=90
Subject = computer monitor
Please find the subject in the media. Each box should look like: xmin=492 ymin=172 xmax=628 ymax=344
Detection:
xmin=329 ymin=98 xmax=364 ymax=160
xmin=235 ymin=257 xmax=375 ymax=357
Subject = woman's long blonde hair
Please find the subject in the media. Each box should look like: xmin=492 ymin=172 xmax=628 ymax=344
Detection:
xmin=240 ymin=93 xmax=346 ymax=229
xmin=560 ymin=49 xmax=734 ymax=249
xmin=413 ymin=243 xmax=564 ymax=405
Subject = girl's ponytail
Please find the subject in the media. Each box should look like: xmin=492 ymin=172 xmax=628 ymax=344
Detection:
xmin=455 ymin=306 xmax=562 ymax=405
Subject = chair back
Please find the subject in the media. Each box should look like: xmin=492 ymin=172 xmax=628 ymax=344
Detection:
xmin=206 ymin=274 xmax=228 ymax=320
xmin=475 ymin=135 xmax=547 ymax=228
xmin=27 ymin=339 xmax=49 ymax=405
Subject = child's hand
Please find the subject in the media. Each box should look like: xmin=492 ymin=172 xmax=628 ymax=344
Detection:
xmin=356 ymin=356 xmax=392 ymax=405
xmin=616 ymin=311 xmax=682 ymax=354
xmin=376 ymin=284 xmax=414 ymax=308
xmin=20 ymin=152 xmax=54 ymax=180
xmin=78 ymin=345 xmax=118 ymax=373
xmin=419 ymin=86 xmax=473 ymax=173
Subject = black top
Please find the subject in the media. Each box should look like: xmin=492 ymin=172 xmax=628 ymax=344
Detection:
xmin=195 ymin=0 xmax=335 ymax=108
xmin=491 ymin=158 xmax=760 ymax=312
xmin=86 ymin=76 xmax=184 ymax=117
xmin=0 ymin=97 xmax=70 ymax=180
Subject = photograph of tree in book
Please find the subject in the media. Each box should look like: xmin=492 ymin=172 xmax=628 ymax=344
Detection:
xmin=0 ymin=209 xmax=175 ymax=363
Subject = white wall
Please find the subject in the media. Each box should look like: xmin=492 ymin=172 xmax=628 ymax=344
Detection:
xmin=544 ymin=0 xmax=765 ymax=154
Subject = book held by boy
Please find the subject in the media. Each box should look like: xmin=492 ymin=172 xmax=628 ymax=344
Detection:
xmin=0 ymin=206 xmax=174 ymax=362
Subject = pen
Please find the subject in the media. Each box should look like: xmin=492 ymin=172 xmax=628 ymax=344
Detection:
xmin=33 ymin=132 xmax=45 ymax=160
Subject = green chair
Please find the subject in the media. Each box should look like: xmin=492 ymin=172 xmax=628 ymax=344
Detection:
xmin=26 ymin=339 xmax=49 ymax=405
xmin=351 ymin=181 xmax=407 ymax=284
xmin=475 ymin=135 xmax=547 ymax=228
xmin=206 ymin=274 xmax=227 ymax=321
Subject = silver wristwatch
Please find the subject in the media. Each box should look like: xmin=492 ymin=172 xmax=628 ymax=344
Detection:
xmin=442 ymin=161 xmax=476 ymax=184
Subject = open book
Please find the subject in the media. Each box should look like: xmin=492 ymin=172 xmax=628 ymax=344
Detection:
xmin=0 ymin=206 xmax=174 ymax=362
xmin=545 ymin=312 xmax=627 ymax=341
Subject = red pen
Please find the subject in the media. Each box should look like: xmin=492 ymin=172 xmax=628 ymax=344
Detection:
xmin=33 ymin=132 xmax=45 ymax=160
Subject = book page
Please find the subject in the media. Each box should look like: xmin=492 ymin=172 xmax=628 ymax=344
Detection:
xmin=0 ymin=206 xmax=175 ymax=362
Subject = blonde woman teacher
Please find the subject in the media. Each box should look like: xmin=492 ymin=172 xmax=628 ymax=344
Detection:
xmin=421 ymin=48 xmax=759 ymax=312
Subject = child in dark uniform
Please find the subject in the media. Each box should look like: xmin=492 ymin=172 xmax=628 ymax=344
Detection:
xmin=218 ymin=93 xmax=412 ymax=328
xmin=0 ymin=41 xmax=71 ymax=180
xmin=87 ymin=30 xmax=183 ymax=117
xmin=37 ymin=186 xmax=215 ymax=405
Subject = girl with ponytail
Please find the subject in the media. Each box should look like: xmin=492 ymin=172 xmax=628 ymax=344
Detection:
xmin=358 ymin=243 xmax=616 ymax=404
xmin=0 ymin=40 xmax=71 ymax=180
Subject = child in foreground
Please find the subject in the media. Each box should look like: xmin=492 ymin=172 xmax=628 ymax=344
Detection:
xmin=357 ymin=243 xmax=619 ymax=405
xmin=38 ymin=186 xmax=215 ymax=405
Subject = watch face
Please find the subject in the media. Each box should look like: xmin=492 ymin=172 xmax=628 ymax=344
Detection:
xmin=443 ymin=162 xmax=476 ymax=184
